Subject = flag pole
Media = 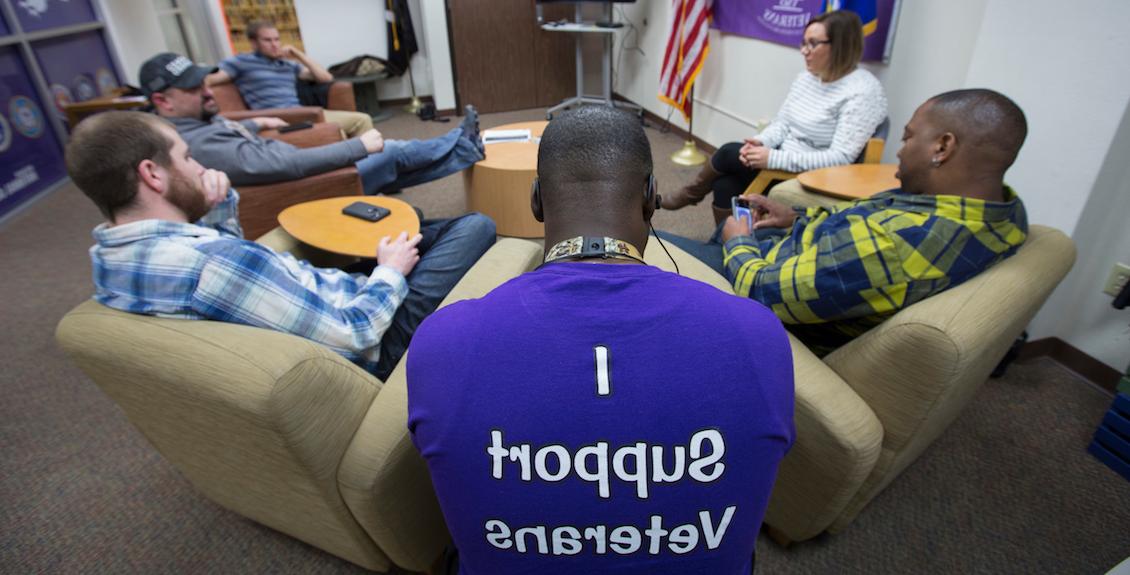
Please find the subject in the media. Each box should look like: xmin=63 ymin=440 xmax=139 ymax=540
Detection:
xmin=404 ymin=60 xmax=423 ymax=114
xmin=670 ymin=85 xmax=707 ymax=166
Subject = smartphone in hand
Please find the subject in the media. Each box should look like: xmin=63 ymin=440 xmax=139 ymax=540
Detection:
xmin=731 ymin=196 xmax=754 ymax=232
xmin=342 ymin=201 xmax=391 ymax=222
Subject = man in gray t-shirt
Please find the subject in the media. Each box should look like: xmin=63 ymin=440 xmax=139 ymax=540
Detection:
xmin=140 ymin=52 xmax=483 ymax=196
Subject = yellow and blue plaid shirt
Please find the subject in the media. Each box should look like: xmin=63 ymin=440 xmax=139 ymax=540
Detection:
xmin=723 ymin=188 xmax=1027 ymax=353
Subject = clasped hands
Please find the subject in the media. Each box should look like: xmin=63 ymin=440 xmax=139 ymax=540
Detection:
xmin=720 ymin=194 xmax=797 ymax=243
xmin=739 ymin=138 xmax=770 ymax=169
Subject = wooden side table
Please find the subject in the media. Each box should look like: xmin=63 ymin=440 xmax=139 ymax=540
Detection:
xmin=796 ymin=164 xmax=900 ymax=200
xmin=464 ymin=120 xmax=547 ymax=238
xmin=277 ymin=196 xmax=419 ymax=258
xmin=63 ymin=93 xmax=149 ymax=127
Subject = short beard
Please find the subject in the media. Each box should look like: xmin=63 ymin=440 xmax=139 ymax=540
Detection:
xmin=167 ymin=174 xmax=210 ymax=223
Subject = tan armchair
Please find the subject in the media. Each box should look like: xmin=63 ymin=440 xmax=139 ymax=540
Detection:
xmin=642 ymin=190 xmax=1076 ymax=544
xmin=55 ymin=237 xmax=545 ymax=572
xmin=237 ymin=122 xmax=363 ymax=240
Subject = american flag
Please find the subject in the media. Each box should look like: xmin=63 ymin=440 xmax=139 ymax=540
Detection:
xmin=658 ymin=0 xmax=712 ymax=121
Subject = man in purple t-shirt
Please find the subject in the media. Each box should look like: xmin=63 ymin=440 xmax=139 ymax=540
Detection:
xmin=407 ymin=106 xmax=795 ymax=574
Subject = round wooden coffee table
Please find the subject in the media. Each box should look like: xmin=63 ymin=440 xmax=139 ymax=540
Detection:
xmin=277 ymin=196 xmax=420 ymax=258
xmin=796 ymin=164 xmax=900 ymax=200
xmin=464 ymin=120 xmax=547 ymax=238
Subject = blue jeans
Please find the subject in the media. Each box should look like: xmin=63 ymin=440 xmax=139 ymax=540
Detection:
xmin=374 ymin=213 xmax=496 ymax=380
xmin=356 ymin=128 xmax=484 ymax=195
xmin=655 ymin=226 xmax=788 ymax=278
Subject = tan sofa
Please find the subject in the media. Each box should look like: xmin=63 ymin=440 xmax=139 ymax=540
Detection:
xmin=56 ymin=237 xmax=544 ymax=573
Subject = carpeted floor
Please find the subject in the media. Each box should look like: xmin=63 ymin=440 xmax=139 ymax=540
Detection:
xmin=1 ymin=109 xmax=1127 ymax=574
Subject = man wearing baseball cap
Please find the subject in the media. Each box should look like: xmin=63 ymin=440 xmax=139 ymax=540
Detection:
xmin=138 ymin=52 xmax=484 ymax=197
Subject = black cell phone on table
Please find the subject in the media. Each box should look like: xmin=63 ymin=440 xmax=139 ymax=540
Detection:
xmin=342 ymin=201 xmax=391 ymax=222
xmin=278 ymin=121 xmax=314 ymax=133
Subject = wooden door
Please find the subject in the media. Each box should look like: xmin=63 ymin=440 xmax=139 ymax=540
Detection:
xmin=447 ymin=0 xmax=575 ymax=113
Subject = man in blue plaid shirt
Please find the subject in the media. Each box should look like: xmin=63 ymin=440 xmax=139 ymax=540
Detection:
xmin=663 ymin=89 xmax=1029 ymax=354
xmin=66 ymin=111 xmax=495 ymax=380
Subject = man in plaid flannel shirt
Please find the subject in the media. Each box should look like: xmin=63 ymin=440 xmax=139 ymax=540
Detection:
xmin=66 ymin=111 xmax=495 ymax=381
xmin=673 ymin=89 xmax=1030 ymax=354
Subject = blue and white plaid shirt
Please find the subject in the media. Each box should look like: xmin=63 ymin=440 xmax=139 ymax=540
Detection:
xmin=90 ymin=190 xmax=408 ymax=373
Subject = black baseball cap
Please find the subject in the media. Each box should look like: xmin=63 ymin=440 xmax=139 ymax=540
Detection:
xmin=139 ymin=53 xmax=218 ymax=96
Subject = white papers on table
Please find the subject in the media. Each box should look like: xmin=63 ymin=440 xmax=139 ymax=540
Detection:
xmin=483 ymin=129 xmax=532 ymax=144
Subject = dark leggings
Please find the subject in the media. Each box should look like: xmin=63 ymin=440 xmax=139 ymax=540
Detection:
xmin=709 ymin=142 xmax=762 ymax=209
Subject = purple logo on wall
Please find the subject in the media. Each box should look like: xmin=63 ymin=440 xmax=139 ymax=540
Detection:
xmin=96 ymin=67 xmax=117 ymax=95
xmin=73 ymin=74 xmax=97 ymax=101
xmin=758 ymin=0 xmax=817 ymax=36
xmin=9 ymin=96 xmax=45 ymax=139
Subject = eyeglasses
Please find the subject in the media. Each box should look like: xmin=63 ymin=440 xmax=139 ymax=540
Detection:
xmin=799 ymin=40 xmax=831 ymax=52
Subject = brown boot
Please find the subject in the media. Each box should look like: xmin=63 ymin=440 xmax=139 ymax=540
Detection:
xmin=661 ymin=161 xmax=719 ymax=210
xmin=712 ymin=206 xmax=730 ymax=226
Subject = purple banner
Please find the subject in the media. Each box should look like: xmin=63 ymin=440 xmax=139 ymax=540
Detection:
xmin=713 ymin=0 xmax=899 ymax=62
xmin=13 ymin=0 xmax=97 ymax=34
xmin=0 ymin=46 xmax=67 ymax=219
xmin=0 ymin=10 xmax=10 ymax=36
xmin=33 ymin=30 xmax=119 ymax=120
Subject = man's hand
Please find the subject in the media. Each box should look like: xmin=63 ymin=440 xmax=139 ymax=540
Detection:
xmin=740 ymin=146 xmax=771 ymax=169
xmin=359 ymin=129 xmax=385 ymax=154
xmin=280 ymin=45 xmax=304 ymax=60
xmin=206 ymin=70 xmax=232 ymax=86
xmin=721 ymin=215 xmax=753 ymax=243
xmin=250 ymin=117 xmax=289 ymax=130
xmin=746 ymin=194 xmax=797 ymax=229
xmin=377 ymin=232 xmax=422 ymax=277
xmin=201 ymin=169 xmax=231 ymax=208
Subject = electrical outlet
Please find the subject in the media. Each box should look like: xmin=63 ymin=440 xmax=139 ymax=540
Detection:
xmin=1103 ymin=262 xmax=1130 ymax=297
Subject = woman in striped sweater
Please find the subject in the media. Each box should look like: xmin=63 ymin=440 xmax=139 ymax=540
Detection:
xmin=662 ymin=10 xmax=888 ymax=225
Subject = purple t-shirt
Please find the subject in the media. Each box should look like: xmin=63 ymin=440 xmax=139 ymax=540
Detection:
xmin=407 ymin=262 xmax=794 ymax=575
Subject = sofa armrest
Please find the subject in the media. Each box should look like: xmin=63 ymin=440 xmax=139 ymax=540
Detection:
xmin=223 ymin=106 xmax=326 ymax=124
xmin=237 ymin=167 xmax=363 ymax=241
xmin=336 ymin=239 xmax=542 ymax=571
xmin=762 ymin=333 xmax=884 ymax=542
xmin=260 ymin=122 xmax=345 ymax=148
xmin=328 ymin=81 xmax=357 ymax=111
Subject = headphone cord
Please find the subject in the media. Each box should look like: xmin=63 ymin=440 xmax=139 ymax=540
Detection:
xmin=648 ymin=221 xmax=680 ymax=276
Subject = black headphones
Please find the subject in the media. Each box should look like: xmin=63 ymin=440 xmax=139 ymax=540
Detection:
xmin=531 ymin=174 xmax=659 ymax=222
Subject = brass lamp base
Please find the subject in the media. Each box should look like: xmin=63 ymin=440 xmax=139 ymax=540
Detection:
xmin=670 ymin=140 xmax=707 ymax=166
xmin=404 ymin=96 xmax=424 ymax=114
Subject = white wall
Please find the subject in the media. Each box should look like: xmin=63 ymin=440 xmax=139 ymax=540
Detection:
xmin=1028 ymin=99 xmax=1130 ymax=370
xmin=294 ymin=0 xmax=436 ymax=102
xmin=418 ymin=0 xmax=455 ymax=110
xmin=613 ymin=0 xmax=1130 ymax=370
xmin=99 ymin=0 xmax=168 ymax=86
xmin=963 ymin=0 xmax=1130 ymax=238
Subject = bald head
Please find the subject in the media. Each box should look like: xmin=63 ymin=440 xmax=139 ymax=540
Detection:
xmin=926 ymin=89 xmax=1027 ymax=175
xmin=534 ymin=106 xmax=655 ymax=254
